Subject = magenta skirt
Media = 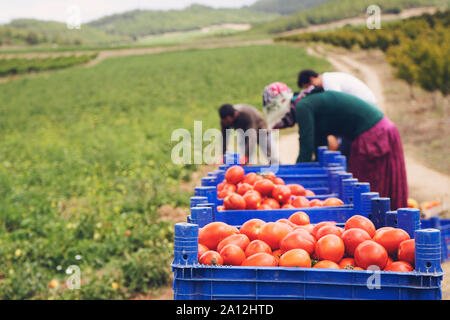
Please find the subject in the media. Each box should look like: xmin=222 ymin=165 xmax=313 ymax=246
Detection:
xmin=349 ymin=116 xmax=408 ymax=210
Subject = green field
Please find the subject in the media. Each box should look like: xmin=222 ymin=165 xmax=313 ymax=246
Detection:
xmin=0 ymin=45 xmax=330 ymax=299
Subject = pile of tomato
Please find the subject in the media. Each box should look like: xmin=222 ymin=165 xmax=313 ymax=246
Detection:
xmin=217 ymin=165 xmax=344 ymax=211
xmin=198 ymin=212 xmax=415 ymax=272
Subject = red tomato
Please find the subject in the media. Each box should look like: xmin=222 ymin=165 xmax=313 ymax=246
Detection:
xmin=323 ymin=197 xmax=344 ymax=207
xmin=287 ymin=184 xmax=306 ymax=196
xmin=315 ymin=234 xmax=345 ymax=263
xmin=217 ymin=205 xmax=225 ymax=212
xmin=272 ymin=249 xmax=285 ymax=260
xmin=373 ymin=228 xmax=410 ymax=257
xmin=223 ymin=193 xmax=246 ymax=210
xmin=198 ymin=222 xmax=239 ymax=250
xmin=237 ymin=183 xmax=253 ymax=196
xmin=311 ymin=221 xmax=336 ymax=238
xmin=339 ymin=257 xmax=356 ymax=269
xmin=242 ymin=172 xmax=262 ymax=185
xmin=243 ymin=191 xmax=262 ymax=210
xmin=313 ymin=260 xmax=340 ymax=269
xmin=315 ymin=225 xmax=343 ymax=239
xmin=354 ymin=240 xmax=388 ymax=270
xmin=309 ymin=199 xmax=323 ymax=207
xmin=219 ymin=244 xmax=246 ymax=266
xmin=217 ymin=234 xmax=250 ymax=253
xmin=398 ymin=239 xmax=415 ymax=266
xmin=254 ymin=179 xmax=275 ymax=197
xmin=276 ymin=219 xmax=297 ymax=229
xmin=374 ymin=227 xmax=395 ymax=239
xmin=198 ymin=244 xmax=209 ymax=259
xmin=279 ymin=249 xmax=311 ymax=268
xmin=384 ymin=261 xmax=414 ymax=272
xmin=304 ymin=190 xmax=315 ymax=197
xmin=245 ymin=240 xmax=272 ymax=257
xmin=217 ymin=183 xmax=237 ymax=199
xmin=258 ymin=222 xmax=293 ymax=250
xmin=241 ymin=253 xmax=278 ymax=267
xmin=258 ymin=204 xmax=273 ymax=210
xmin=291 ymin=196 xmax=310 ymax=208
xmin=281 ymin=204 xmax=294 ymax=209
xmin=294 ymin=224 xmax=315 ymax=235
xmin=273 ymin=177 xmax=285 ymax=185
xmin=199 ymin=251 xmax=223 ymax=265
xmin=217 ymin=181 xmax=226 ymax=192
xmin=386 ymin=256 xmax=393 ymax=268
xmin=225 ymin=165 xmax=245 ymax=185
xmin=262 ymin=198 xmax=281 ymax=209
xmin=341 ymin=228 xmax=372 ymax=257
xmin=288 ymin=211 xmax=310 ymax=226
xmin=272 ymin=185 xmax=292 ymax=204
xmin=262 ymin=172 xmax=276 ymax=182
xmin=239 ymin=218 xmax=266 ymax=241
xmin=280 ymin=230 xmax=316 ymax=254
xmin=345 ymin=215 xmax=376 ymax=238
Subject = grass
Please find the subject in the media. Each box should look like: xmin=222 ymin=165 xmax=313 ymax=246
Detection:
xmin=0 ymin=44 xmax=330 ymax=299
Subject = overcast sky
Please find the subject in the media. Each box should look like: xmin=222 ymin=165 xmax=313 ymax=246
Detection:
xmin=0 ymin=0 xmax=259 ymax=24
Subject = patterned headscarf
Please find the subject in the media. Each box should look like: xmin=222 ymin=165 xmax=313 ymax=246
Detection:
xmin=263 ymin=82 xmax=292 ymax=106
xmin=262 ymin=82 xmax=294 ymax=129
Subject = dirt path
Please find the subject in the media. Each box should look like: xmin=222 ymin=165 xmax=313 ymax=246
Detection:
xmin=280 ymin=7 xmax=438 ymax=37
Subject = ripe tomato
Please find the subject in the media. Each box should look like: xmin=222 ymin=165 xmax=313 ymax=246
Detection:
xmin=217 ymin=181 xmax=226 ymax=192
xmin=198 ymin=244 xmax=209 ymax=259
xmin=219 ymin=244 xmax=246 ymax=266
xmin=309 ymin=199 xmax=323 ymax=207
xmin=313 ymin=260 xmax=340 ymax=269
xmin=287 ymin=184 xmax=306 ymax=196
xmin=323 ymin=197 xmax=344 ymax=207
xmin=288 ymin=211 xmax=310 ymax=226
xmin=258 ymin=204 xmax=273 ymax=210
xmin=291 ymin=196 xmax=310 ymax=208
xmin=316 ymin=225 xmax=343 ymax=239
xmin=198 ymin=222 xmax=239 ymax=250
xmin=225 ymin=165 xmax=245 ymax=185
xmin=237 ymin=183 xmax=253 ymax=196
xmin=384 ymin=261 xmax=414 ymax=272
xmin=386 ymin=256 xmax=393 ymax=268
xmin=276 ymin=219 xmax=297 ymax=228
xmin=339 ymin=257 xmax=356 ymax=269
xmin=279 ymin=249 xmax=311 ymax=268
xmin=280 ymin=230 xmax=316 ymax=254
xmin=294 ymin=224 xmax=315 ymax=235
xmin=223 ymin=193 xmax=246 ymax=210
xmin=217 ymin=234 xmax=250 ymax=253
xmin=242 ymin=172 xmax=262 ymax=185
xmin=311 ymin=221 xmax=336 ymax=238
xmin=262 ymin=198 xmax=281 ymax=209
xmin=239 ymin=218 xmax=266 ymax=241
xmin=344 ymin=215 xmax=376 ymax=238
xmin=217 ymin=205 xmax=225 ymax=212
xmin=241 ymin=252 xmax=278 ymax=267
xmin=315 ymin=234 xmax=345 ymax=263
xmin=243 ymin=191 xmax=262 ymax=210
xmin=272 ymin=185 xmax=291 ymax=203
xmin=273 ymin=177 xmax=285 ymax=185
xmin=304 ymin=190 xmax=315 ymax=197
xmin=374 ymin=227 xmax=395 ymax=239
xmin=258 ymin=222 xmax=293 ymax=250
xmin=373 ymin=228 xmax=410 ymax=257
xmin=272 ymin=249 xmax=285 ymax=260
xmin=354 ymin=240 xmax=388 ymax=269
xmin=244 ymin=240 xmax=272 ymax=257
xmin=281 ymin=204 xmax=294 ymax=209
xmin=254 ymin=179 xmax=275 ymax=197
xmin=398 ymin=239 xmax=415 ymax=266
xmin=199 ymin=251 xmax=223 ymax=265
xmin=341 ymin=228 xmax=372 ymax=257
xmin=262 ymin=172 xmax=276 ymax=182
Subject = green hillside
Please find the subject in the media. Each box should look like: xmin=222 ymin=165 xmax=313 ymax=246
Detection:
xmin=249 ymin=0 xmax=332 ymax=15
xmin=0 ymin=19 xmax=129 ymax=47
xmin=87 ymin=4 xmax=278 ymax=38
xmin=257 ymin=0 xmax=448 ymax=33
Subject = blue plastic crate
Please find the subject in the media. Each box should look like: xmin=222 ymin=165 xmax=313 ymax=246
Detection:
xmin=418 ymin=217 xmax=450 ymax=262
xmin=172 ymin=199 xmax=444 ymax=300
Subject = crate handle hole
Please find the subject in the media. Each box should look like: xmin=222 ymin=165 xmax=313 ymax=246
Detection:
xmin=183 ymin=254 xmax=188 ymax=261
xmin=426 ymin=262 xmax=432 ymax=268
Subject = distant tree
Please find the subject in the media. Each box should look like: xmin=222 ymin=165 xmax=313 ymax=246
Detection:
xmin=25 ymin=31 xmax=39 ymax=45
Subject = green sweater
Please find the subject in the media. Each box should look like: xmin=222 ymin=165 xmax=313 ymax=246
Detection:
xmin=295 ymin=91 xmax=384 ymax=162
